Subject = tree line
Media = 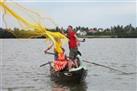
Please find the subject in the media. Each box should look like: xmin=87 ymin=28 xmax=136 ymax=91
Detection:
xmin=0 ymin=24 xmax=137 ymax=38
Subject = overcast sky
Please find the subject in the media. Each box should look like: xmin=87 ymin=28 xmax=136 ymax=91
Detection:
xmin=0 ymin=0 xmax=136 ymax=29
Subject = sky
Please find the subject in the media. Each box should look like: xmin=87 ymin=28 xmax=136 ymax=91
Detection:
xmin=0 ymin=0 xmax=136 ymax=29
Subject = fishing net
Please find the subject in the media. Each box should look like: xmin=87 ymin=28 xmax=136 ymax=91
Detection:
xmin=0 ymin=1 xmax=68 ymax=53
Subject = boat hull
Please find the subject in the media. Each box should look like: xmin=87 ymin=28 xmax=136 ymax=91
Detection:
xmin=50 ymin=66 xmax=87 ymax=83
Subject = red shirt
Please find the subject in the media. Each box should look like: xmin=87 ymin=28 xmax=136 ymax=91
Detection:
xmin=68 ymin=31 xmax=77 ymax=48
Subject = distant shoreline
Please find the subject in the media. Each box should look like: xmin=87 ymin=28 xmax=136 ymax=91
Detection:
xmin=78 ymin=35 xmax=137 ymax=38
xmin=78 ymin=35 xmax=113 ymax=38
xmin=1 ymin=35 xmax=137 ymax=38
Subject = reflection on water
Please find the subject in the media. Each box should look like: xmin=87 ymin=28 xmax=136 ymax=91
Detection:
xmin=2 ymin=81 xmax=87 ymax=91
xmin=51 ymin=81 xmax=87 ymax=91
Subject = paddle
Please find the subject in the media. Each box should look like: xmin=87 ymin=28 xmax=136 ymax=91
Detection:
xmin=40 ymin=51 xmax=54 ymax=67
xmin=44 ymin=51 xmax=55 ymax=55
xmin=40 ymin=61 xmax=51 ymax=67
xmin=43 ymin=51 xmax=136 ymax=74
xmin=45 ymin=51 xmax=82 ymax=57
xmin=83 ymin=60 xmax=136 ymax=74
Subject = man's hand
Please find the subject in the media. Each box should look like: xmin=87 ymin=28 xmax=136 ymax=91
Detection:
xmin=44 ymin=49 xmax=49 ymax=54
xmin=82 ymin=39 xmax=85 ymax=42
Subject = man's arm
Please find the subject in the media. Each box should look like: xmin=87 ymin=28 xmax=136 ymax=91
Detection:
xmin=44 ymin=43 xmax=54 ymax=53
xmin=75 ymin=34 xmax=85 ymax=42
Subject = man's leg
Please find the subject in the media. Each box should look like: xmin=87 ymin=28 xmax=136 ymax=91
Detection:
xmin=69 ymin=48 xmax=75 ymax=59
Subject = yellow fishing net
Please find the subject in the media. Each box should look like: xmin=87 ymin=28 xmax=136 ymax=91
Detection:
xmin=0 ymin=1 xmax=68 ymax=53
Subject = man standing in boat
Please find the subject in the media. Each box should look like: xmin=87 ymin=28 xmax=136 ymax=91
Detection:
xmin=67 ymin=25 xmax=81 ymax=67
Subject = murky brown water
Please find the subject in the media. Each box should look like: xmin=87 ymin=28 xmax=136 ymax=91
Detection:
xmin=0 ymin=39 xmax=136 ymax=91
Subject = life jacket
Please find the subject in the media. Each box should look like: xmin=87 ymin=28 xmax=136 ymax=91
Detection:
xmin=54 ymin=52 xmax=68 ymax=72
xmin=58 ymin=52 xmax=65 ymax=61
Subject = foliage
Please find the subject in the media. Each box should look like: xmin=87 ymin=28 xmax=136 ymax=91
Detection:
xmin=0 ymin=24 xmax=137 ymax=38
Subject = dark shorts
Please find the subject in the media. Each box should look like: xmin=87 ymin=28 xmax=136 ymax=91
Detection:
xmin=69 ymin=48 xmax=78 ymax=60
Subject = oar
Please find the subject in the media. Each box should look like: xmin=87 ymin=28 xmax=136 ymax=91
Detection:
xmin=40 ymin=61 xmax=51 ymax=67
xmin=44 ymin=51 xmax=55 ymax=55
xmin=83 ymin=60 xmax=136 ymax=74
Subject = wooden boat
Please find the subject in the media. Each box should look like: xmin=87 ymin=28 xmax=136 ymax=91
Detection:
xmin=50 ymin=59 xmax=87 ymax=83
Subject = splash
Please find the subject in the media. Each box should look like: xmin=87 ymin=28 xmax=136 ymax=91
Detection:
xmin=0 ymin=1 xmax=68 ymax=53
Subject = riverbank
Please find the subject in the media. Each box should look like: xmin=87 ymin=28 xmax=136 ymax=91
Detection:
xmin=78 ymin=35 xmax=117 ymax=38
xmin=78 ymin=35 xmax=137 ymax=38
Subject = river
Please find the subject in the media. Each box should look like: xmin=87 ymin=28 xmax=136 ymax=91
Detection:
xmin=0 ymin=39 xmax=136 ymax=91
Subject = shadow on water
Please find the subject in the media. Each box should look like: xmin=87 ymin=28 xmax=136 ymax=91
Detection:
xmin=51 ymin=81 xmax=87 ymax=91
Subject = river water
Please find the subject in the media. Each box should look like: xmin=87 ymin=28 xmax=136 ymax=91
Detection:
xmin=0 ymin=39 xmax=137 ymax=91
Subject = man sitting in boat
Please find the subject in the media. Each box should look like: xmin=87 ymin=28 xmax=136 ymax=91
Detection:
xmin=45 ymin=47 xmax=78 ymax=71
xmin=44 ymin=38 xmax=79 ymax=71
xmin=53 ymin=48 xmax=80 ymax=71
xmin=53 ymin=48 xmax=68 ymax=71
